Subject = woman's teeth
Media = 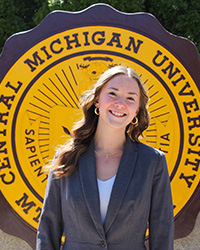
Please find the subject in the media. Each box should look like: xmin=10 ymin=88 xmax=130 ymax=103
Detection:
xmin=111 ymin=111 xmax=125 ymax=117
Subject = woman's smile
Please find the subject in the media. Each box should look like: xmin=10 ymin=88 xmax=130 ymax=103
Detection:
xmin=109 ymin=110 xmax=126 ymax=117
xmin=95 ymin=74 xmax=140 ymax=130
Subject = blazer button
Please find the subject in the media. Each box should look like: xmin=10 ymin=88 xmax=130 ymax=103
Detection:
xmin=99 ymin=240 xmax=106 ymax=248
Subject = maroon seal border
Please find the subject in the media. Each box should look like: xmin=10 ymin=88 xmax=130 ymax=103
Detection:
xmin=0 ymin=3 xmax=200 ymax=248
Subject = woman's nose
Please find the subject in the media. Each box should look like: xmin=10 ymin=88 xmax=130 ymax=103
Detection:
xmin=115 ymin=97 xmax=125 ymax=109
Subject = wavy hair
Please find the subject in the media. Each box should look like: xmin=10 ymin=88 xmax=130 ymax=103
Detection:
xmin=48 ymin=66 xmax=150 ymax=178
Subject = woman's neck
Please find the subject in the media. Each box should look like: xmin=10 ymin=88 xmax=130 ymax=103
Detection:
xmin=94 ymin=125 xmax=126 ymax=153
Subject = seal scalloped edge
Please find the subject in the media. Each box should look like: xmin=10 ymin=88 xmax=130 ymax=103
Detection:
xmin=0 ymin=3 xmax=200 ymax=248
xmin=1 ymin=3 xmax=200 ymax=80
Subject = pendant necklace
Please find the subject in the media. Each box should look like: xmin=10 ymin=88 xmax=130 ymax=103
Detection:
xmin=95 ymin=150 xmax=123 ymax=158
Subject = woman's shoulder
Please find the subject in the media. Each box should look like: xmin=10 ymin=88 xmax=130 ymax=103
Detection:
xmin=131 ymin=139 xmax=165 ymax=158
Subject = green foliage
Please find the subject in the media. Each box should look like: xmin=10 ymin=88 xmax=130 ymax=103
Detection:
xmin=0 ymin=0 xmax=199 ymax=54
xmin=0 ymin=0 xmax=47 ymax=52
xmin=0 ymin=0 xmax=21 ymax=50
xmin=145 ymin=0 xmax=200 ymax=52
xmin=33 ymin=1 xmax=50 ymax=25
xmin=52 ymin=0 xmax=145 ymax=13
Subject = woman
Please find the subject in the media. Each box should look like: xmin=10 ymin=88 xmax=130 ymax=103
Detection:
xmin=36 ymin=66 xmax=174 ymax=250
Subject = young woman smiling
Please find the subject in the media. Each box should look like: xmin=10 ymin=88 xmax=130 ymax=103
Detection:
xmin=37 ymin=66 xmax=174 ymax=250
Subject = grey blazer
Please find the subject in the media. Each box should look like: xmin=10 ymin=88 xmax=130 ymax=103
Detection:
xmin=36 ymin=137 xmax=174 ymax=250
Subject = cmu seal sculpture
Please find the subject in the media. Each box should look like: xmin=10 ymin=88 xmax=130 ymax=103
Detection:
xmin=0 ymin=3 xmax=199 ymax=248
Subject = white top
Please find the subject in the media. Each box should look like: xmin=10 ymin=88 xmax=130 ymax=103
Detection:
xmin=97 ymin=175 xmax=116 ymax=224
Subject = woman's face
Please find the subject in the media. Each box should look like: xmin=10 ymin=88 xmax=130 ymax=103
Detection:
xmin=95 ymin=74 xmax=140 ymax=131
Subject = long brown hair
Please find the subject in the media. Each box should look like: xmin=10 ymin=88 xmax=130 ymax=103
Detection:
xmin=48 ymin=66 xmax=150 ymax=178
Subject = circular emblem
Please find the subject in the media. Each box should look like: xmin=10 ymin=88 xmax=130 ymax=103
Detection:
xmin=0 ymin=5 xmax=200 ymax=240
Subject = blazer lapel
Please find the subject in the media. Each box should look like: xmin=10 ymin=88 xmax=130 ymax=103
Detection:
xmin=104 ymin=137 xmax=138 ymax=234
xmin=79 ymin=139 xmax=105 ymax=239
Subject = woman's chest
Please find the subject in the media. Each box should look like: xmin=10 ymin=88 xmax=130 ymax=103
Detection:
xmin=95 ymin=154 xmax=122 ymax=181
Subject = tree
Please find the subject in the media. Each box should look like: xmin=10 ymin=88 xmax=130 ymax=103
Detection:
xmin=145 ymin=0 xmax=200 ymax=52
xmin=51 ymin=0 xmax=145 ymax=12
xmin=0 ymin=0 xmax=48 ymax=54
xmin=0 ymin=0 xmax=21 ymax=50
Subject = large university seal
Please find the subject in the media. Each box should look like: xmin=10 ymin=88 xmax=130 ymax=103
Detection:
xmin=0 ymin=4 xmax=200 ymax=248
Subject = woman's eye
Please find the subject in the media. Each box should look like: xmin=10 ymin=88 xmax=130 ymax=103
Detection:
xmin=127 ymin=97 xmax=135 ymax=101
xmin=108 ymin=92 xmax=117 ymax=96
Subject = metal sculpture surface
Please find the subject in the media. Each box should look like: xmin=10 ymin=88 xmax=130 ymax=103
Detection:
xmin=0 ymin=4 xmax=200 ymax=248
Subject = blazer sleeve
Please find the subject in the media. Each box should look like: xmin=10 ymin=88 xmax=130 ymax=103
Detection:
xmin=149 ymin=151 xmax=174 ymax=250
xmin=36 ymin=170 xmax=63 ymax=250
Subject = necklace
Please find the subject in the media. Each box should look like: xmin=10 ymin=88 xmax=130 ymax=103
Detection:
xmin=95 ymin=150 xmax=123 ymax=158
